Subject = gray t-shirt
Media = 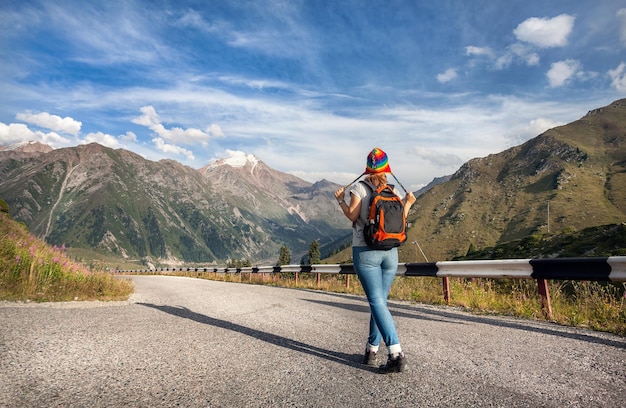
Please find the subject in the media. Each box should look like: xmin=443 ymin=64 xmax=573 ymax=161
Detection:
xmin=349 ymin=181 xmax=402 ymax=247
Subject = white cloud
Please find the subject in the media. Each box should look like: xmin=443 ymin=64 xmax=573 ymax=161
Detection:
xmin=0 ymin=122 xmax=70 ymax=147
xmin=608 ymin=62 xmax=626 ymax=92
xmin=0 ymin=123 xmax=33 ymax=144
xmin=437 ymin=68 xmax=458 ymax=83
xmin=506 ymin=117 xmax=564 ymax=144
xmin=618 ymin=9 xmax=626 ymax=47
xmin=120 ymin=131 xmax=138 ymax=142
xmin=132 ymin=105 xmax=222 ymax=145
xmin=132 ymin=105 xmax=160 ymax=127
xmin=514 ymin=14 xmax=575 ymax=48
xmin=547 ymin=60 xmax=581 ymax=87
xmin=82 ymin=132 xmax=121 ymax=148
xmin=527 ymin=118 xmax=562 ymax=135
xmin=15 ymin=111 xmax=82 ymax=135
xmin=207 ymin=124 xmax=225 ymax=138
xmin=152 ymin=137 xmax=195 ymax=160
xmin=465 ymin=46 xmax=495 ymax=58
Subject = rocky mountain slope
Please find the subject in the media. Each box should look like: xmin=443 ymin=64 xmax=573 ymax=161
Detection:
xmin=405 ymin=98 xmax=626 ymax=261
xmin=0 ymin=144 xmax=348 ymax=265
xmin=326 ymin=98 xmax=626 ymax=263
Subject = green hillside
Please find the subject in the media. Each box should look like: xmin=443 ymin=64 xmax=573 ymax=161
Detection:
xmin=326 ymin=99 xmax=626 ymax=263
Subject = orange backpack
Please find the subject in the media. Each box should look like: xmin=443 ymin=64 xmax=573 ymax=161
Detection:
xmin=361 ymin=181 xmax=407 ymax=250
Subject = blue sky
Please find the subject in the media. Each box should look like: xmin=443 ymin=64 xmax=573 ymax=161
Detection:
xmin=1 ymin=0 xmax=625 ymax=190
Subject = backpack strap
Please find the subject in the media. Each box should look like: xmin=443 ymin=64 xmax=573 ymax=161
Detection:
xmin=361 ymin=181 xmax=401 ymax=222
xmin=355 ymin=181 xmax=375 ymax=227
xmin=359 ymin=180 xmax=372 ymax=192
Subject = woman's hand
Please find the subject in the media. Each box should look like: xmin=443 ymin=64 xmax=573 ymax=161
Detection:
xmin=405 ymin=191 xmax=416 ymax=207
xmin=334 ymin=187 xmax=345 ymax=202
xmin=404 ymin=192 xmax=416 ymax=219
xmin=335 ymin=187 xmax=361 ymax=222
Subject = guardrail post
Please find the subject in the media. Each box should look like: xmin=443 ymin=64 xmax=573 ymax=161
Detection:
xmin=537 ymin=279 xmax=553 ymax=320
xmin=295 ymin=271 xmax=299 ymax=286
xmin=442 ymin=276 xmax=451 ymax=304
xmin=317 ymin=272 xmax=321 ymax=288
xmin=346 ymin=274 xmax=350 ymax=289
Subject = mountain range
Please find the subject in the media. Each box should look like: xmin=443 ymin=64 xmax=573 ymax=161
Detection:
xmin=0 ymin=143 xmax=349 ymax=266
xmin=2 ymin=99 xmax=625 ymax=265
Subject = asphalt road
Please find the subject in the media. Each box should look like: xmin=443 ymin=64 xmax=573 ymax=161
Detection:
xmin=1 ymin=275 xmax=625 ymax=407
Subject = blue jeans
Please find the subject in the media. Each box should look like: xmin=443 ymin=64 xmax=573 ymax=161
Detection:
xmin=353 ymin=246 xmax=400 ymax=348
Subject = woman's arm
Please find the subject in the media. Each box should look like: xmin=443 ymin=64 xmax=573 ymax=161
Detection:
xmin=335 ymin=187 xmax=362 ymax=223
xmin=403 ymin=191 xmax=416 ymax=219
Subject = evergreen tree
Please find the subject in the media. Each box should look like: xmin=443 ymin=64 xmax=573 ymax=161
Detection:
xmin=277 ymin=245 xmax=291 ymax=266
xmin=227 ymin=259 xmax=252 ymax=268
xmin=307 ymin=239 xmax=320 ymax=265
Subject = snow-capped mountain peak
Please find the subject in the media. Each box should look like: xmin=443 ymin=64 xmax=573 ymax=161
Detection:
xmin=223 ymin=151 xmax=259 ymax=168
xmin=205 ymin=150 xmax=259 ymax=171
xmin=0 ymin=141 xmax=54 ymax=153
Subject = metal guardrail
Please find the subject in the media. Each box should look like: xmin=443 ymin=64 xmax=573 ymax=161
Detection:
xmin=117 ymin=256 xmax=626 ymax=281
xmin=116 ymin=256 xmax=626 ymax=320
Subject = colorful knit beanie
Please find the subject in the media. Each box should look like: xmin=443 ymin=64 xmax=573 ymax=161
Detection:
xmin=365 ymin=147 xmax=391 ymax=174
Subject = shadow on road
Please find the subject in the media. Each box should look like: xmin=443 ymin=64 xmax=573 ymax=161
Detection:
xmin=138 ymin=302 xmax=376 ymax=372
xmin=302 ymin=291 xmax=626 ymax=349
xmin=302 ymin=298 xmax=458 ymax=325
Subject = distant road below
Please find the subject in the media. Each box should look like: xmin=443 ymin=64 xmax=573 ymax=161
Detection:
xmin=1 ymin=275 xmax=625 ymax=407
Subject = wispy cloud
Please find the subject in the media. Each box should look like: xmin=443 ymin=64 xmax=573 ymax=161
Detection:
xmin=38 ymin=2 xmax=169 ymax=66
xmin=437 ymin=68 xmax=458 ymax=83
xmin=495 ymin=43 xmax=540 ymax=69
xmin=609 ymin=62 xmax=626 ymax=92
xmin=132 ymin=106 xmax=223 ymax=146
xmin=1 ymin=1 xmax=624 ymax=190
xmin=152 ymin=137 xmax=194 ymax=161
xmin=409 ymin=146 xmax=464 ymax=168
xmin=465 ymin=46 xmax=495 ymax=59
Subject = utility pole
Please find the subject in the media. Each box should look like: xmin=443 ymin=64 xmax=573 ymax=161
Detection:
xmin=547 ymin=201 xmax=550 ymax=233
xmin=412 ymin=240 xmax=450 ymax=304
xmin=411 ymin=241 xmax=428 ymax=262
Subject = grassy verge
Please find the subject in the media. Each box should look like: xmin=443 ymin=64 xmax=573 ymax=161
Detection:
xmin=0 ymin=213 xmax=133 ymax=302
xmin=144 ymin=269 xmax=625 ymax=337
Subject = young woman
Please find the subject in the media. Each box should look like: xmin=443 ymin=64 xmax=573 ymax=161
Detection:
xmin=334 ymin=147 xmax=416 ymax=373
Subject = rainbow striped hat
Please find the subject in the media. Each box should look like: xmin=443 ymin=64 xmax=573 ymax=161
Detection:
xmin=365 ymin=147 xmax=392 ymax=174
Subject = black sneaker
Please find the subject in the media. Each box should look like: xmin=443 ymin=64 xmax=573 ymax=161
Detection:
xmin=378 ymin=352 xmax=407 ymax=373
xmin=363 ymin=350 xmax=377 ymax=366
